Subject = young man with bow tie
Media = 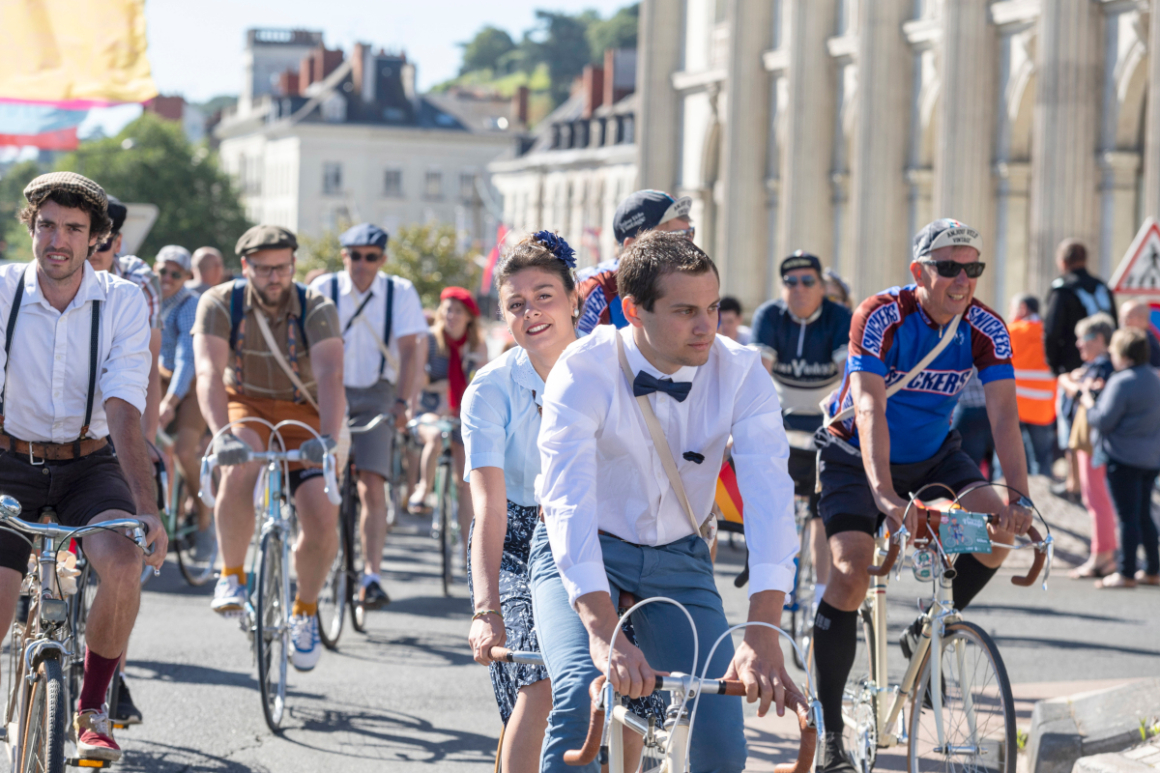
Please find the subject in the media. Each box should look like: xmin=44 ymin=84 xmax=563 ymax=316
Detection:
xmin=530 ymin=230 xmax=801 ymax=771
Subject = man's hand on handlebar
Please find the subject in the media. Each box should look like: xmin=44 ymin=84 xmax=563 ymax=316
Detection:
xmin=299 ymin=434 xmax=336 ymax=468
xmin=724 ymin=627 xmax=797 ymax=718
xmin=391 ymin=399 xmax=409 ymax=431
xmin=590 ymin=627 xmax=658 ymax=700
xmin=137 ymin=512 xmax=168 ymax=569
xmin=875 ymin=489 xmax=915 ymax=537
xmin=998 ymin=500 xmax=1034 ymax=537
xmin=212 ymin=432 xmax=252 ymax=466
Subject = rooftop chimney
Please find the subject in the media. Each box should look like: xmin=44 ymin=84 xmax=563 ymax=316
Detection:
xmin=299 ymin=45 xmax=344 ymax=91
xmin=512 ymin=85 xmax=529 ymax=127
xmin=581 ymin=64 xmax=604 ymax=119
xmin=603 ymin=49 xmax=637 ymax=107
xmin=277 ymin=70 xmax=300 ymax=97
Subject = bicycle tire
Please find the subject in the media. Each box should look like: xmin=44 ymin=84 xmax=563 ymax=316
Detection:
xmin=68 ymin=563 xmax=98 ymax=705
xmin=317 ymin=508 xmax=348 ymax=651
xmin=342 ymin=463 xmax=368 ymax=633
xmin=20 ymin=654 xmax=65 ymax=773
xmin=255 ymin=530 xmax=289 ymax=732
xmin=840 ymin=605 xmax=878 ymax=773
xmin=790 ymin=507 xmax=816 ymax=670
xmin=436 ymin=460 xmax=453 ymax=597
xmin=174 ymin=475 xmax=219 ymax=587
xmin=907 ymin=620 xmax=1016 ymax=773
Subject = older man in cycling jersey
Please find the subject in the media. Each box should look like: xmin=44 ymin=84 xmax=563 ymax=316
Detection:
xmin=814 ymin=219 xmax=1034 ymax=773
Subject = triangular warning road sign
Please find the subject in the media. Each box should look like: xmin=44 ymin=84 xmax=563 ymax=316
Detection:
xmin=1111 ymin=218 xmax=1160 ymax=296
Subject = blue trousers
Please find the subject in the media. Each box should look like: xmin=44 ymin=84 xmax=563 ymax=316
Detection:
xmin=528 ymin=522 xmax=746 ymax=772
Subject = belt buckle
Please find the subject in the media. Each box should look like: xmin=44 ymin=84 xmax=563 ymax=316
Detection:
xmin=27 ymin=442 xmax=44 ymax=467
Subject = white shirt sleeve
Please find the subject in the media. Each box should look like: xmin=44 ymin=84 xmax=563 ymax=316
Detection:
xmin=461 ymin=373 xmax=510 ymax=477
xmin=538 ymin=349 xmax=611 ymax=607
xmin=99 ymin=282 xmax=152 ymax=414
xmin=392 ymin=281 xmax=429 ymax=338
xmin=730 ymin=351 xmax=799 ymax=597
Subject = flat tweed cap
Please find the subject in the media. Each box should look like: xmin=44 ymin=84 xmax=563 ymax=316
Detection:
xmin=23 ymin=172 xmax=108 ymax=212
xmin=236 ymin=224 xmax=298 ymax=257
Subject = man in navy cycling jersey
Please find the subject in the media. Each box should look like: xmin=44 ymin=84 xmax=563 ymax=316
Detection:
xmin=751 ymin=251 xmax=851 ymax=607
xmin=814 ymin=219 xmax=1034 ymax=773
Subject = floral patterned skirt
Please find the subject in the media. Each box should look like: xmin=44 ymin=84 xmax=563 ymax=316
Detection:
xmin=467 ymin=501 xmax=665 ymax=725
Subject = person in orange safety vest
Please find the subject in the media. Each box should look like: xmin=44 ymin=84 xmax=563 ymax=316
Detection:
xmin=1009 ymin=294 xmax=1056 ymax=477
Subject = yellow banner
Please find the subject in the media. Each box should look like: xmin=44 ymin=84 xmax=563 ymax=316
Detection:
xmin=0 ymin=0 xmax=157 ymax=105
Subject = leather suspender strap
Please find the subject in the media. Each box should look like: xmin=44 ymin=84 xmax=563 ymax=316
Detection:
xmin=0 ymin=278 xmax=26 ymax=426
xmin=252 ymin=308 xmax=320 ymax=412
xmin=822 ymin=312 xmax=962 ymax=428
xmin=614 ymin=331 xmax=704 ymax=537
xmin=379 ymin=277 xmax=394 ymax=378
xmin=77 ymin=300 xmax=100 ymax=441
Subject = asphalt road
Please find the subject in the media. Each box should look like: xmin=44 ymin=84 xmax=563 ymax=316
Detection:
xmin=69 ymin=506 xmax=1159 ymax=773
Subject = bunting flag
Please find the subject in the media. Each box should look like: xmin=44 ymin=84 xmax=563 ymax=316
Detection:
xmin=0 ymin=127 xmax=79 ymax=150
xmin=0 ymin=102 xmax=87 ymax=148
xmin=715 ymin=458 xmax=744 ymax=526
xmin=481 ymin=223 xmax=509 ymax=293
xmin=0 ymin=0 xmax=156 ymax=106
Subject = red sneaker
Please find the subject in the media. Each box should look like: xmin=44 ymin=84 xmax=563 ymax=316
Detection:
xmin=74 ymin=709 xmax=122 ymax=762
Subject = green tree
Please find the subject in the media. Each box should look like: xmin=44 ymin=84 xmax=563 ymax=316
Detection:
xmin=587 ymin=4 xmax=639 ymax=62
xmin=55 ymin=112 xmax=250 ymax=265
xmin=0 ymin=159 xmax=43 ymax=263
xmin=459 ymin=26 xmax=516 ymax=75
xmin=297 ymin=222 xmax=479 ymax=310
xmin=534 ymin=10 xmax=597 ymax=106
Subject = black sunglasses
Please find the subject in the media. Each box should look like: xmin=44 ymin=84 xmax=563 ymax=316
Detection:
xmin=783 ymin=275 xmax=818 ymax=288
xmin=97 ymin=236 xmax=116 ymax=253
xmin=918 ymin=259 xmax=986 ymax=279
xmin=156 ymin=267 xmax=185 ymax=279
xmin=348 ymin=250 xmax=384 ymax=263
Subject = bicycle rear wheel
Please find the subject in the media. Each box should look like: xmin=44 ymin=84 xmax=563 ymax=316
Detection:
xmin=68 ymin=563 xmax=97 ymax=705
xmin=435 ymin=460 xmax=453 ymax=597
xmin=256 ymin=531 xmax=289 ymax=732
xmin=317 ymin=510 xmax=348 ymax=650
xmin=841 ymin=605 xmax=878 ymax=773
xmin=21 ymin=654 xmax=65 ymax=773
xmin=908 ymin=620 xmax=1015 ymax=773
xmin=341 ymin=463 xmax=368 ymax=633
xmin=174 ymin=475 xmax=218 ymax=586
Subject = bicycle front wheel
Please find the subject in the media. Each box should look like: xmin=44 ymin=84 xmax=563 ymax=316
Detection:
xmin=841 ymin=605 xmax=878 ymax=773
xmin=256 ymin=531 xmax=289 ymax=732
xmin=342 ymin=464 xmax=368 ymax=633
xmin=317 ymin=511 xmax=348 ymax=650
xmin=790 ymin=506 xmax=816 ymax=670
xmin=435 ymin=460 xmax=453 ymax=597
xmin=21 ymin=654 xmax=65 ymax=773
xmin=908 ymin=620 xmax=1016 ymax=773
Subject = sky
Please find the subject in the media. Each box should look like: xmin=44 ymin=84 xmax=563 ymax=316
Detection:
xmin=74 ymin=0 xmax=631 ymax=140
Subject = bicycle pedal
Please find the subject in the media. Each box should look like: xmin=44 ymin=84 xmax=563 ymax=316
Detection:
xmin=67 ymin=759 xmax=112 ymax=768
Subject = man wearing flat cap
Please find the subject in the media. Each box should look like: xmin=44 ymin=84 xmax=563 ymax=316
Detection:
xmin=308 ymin=223 xmax=426 ymax=611
xmin=0 ymin=172 xmax=167 ymax=762
xmin=812 ymin=218 xmax=1034 ymax=773
xmin=193 ymin=223 xmax=344 ymax=672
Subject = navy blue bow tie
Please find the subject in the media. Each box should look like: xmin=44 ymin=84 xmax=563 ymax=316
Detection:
xmin=633 ymin=371 xmax=692 ymax=402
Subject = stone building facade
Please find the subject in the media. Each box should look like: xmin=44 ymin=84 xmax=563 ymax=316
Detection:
xmin=637 ymin=0 xmax=1160 ymax=311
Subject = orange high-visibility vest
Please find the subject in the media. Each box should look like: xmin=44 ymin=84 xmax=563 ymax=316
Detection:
xmin=1009 ymin=317 xmax=1056 ymax=425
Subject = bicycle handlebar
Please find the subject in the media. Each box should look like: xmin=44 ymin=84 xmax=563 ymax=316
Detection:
xmin=869 ymin=506 xmax=1050 ymax=587
xmin=349 ymin=413 xmax=389 ymax=435
xmin=562 ymin=674 xmax=816 ymax=769
xmin=0 ymin=495 xmax=153 ymax=555
xmin=488 ymin=647 xmax=544 ymax=666
xmin=198 ymin=448 xmax=341 ymax=508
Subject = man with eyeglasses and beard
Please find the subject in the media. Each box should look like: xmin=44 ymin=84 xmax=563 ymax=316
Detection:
xmin=812 ymin=219 xmax=1035 ymax=773
xmin=193 ymin=225 xmax=345 ymax=671
xmin=88 ymin=196 xmax=163 ymax=441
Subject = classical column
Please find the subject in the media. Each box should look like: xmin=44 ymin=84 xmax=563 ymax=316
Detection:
xmin=636 ymin=0 xmax=683 ymax=193
xmin=848 ymin=0 xmax=913 ymax=300
xmin=994 ymin=161 xmax=1031 ymax=309
xmin=934 ymin=0 xmax=996 ymax=302
xmin=718 ymin=0 xmax=774 ymax=309
xmin=778 ymin=0 xmax=837 ymax=262
xmin=1099 ymin=151 xmax=1142 ymax=271
xmin=1145 ymin=3 xmax=1160 ymax=220
xmin=1029 ymin=0 xmax=1101 ymax=296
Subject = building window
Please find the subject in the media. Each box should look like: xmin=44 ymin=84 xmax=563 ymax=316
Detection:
xmin=622 ymin=115 xmax=635 ymax=144
xmin=383 ymin=169 xmax=403 ymax=197
xmin=323 ymin=162 xmax=342 ymax=195
xmin=459 ymin=172 xmax=477 ymax=201
xmin=424 ymin=170 xmax=443 ymax=199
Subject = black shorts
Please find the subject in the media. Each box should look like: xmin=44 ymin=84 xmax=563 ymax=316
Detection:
xmin=787 ymin=446 xmax=820 ymax=518
xmin=817 ymin=430 xmax=986 ymax=539
xmin=0 ymin=446 xmax=136 ymax=576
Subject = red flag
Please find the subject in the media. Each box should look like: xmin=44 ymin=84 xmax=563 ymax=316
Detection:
xmin=0 ymin=126 xmax=78 ymax=150
xmin=481 ymin=224 xmax=509 ymax=292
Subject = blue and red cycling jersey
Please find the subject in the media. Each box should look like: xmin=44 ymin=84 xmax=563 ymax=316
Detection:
xmin=826 ymin=285 xmax=1014 ymax=463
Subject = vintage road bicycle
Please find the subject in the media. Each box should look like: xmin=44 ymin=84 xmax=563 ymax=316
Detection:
xmin=406 ymin=417 xmax=461 ymax=597
xmin=153 ymin=431 xmax=218 ymax=587
xmin=560 ymin=598 xmax=822 ymax=773
xmin=198 ymin=418 xmax=341 ymax=733
xmin=838 ymin=483 xmax=1054 ymax=773
xmin=0 ymin=495 xmax=152 ymax=772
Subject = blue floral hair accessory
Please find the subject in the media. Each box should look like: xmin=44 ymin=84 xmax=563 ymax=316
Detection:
xmin=533 ymin=230 xmax=577 ymax=269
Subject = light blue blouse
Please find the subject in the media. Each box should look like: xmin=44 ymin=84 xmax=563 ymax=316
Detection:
xmin=460 ymin=346 xmax=545 ymax=508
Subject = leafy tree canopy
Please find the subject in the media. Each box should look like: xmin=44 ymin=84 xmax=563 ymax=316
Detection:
xmin=54 ymin=112 xmax=250 ymax=265
xmin=459 ymin=26 xmax=516 ymax=75
xmin=0 ymin=159 xmax=43 ymax=263
xmin=587 ymin=4 xmax=639 ymax=62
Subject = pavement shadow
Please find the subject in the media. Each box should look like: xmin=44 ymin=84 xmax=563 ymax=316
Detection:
xmin=116 ymin=739 xmax=271 ymax=772
xmin=993 ymin=635 xmax=1160 ymax=657
xmin=382 ymin=595 xmax=470 ymax=619
xmin=330 ymin=633 xmax=476 ymax=668
xmin=126 ymin=659 xmax=256 ymax=690
xmin=969 ymin=603 xmax=1138 ymax=624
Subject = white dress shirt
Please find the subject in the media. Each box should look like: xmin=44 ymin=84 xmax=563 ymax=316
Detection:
xmin=538 ymin=325 xmax=798 ymax=607
xmin=0 ymin=261 xmax=151 ymax=443
xmin=308 ymin=271 xmax=427 ymax=389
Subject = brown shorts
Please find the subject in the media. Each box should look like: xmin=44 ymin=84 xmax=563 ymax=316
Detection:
xmin=226 ymin=388 xmax=324 ymax=494
xmin=0 ymin=446 xmax=136 ymax=577
xmin=160 ymin=369 xmax=207 ymax=437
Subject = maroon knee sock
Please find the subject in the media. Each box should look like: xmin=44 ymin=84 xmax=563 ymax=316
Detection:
xmin=79 ymin=648 xmax=121 ymax=713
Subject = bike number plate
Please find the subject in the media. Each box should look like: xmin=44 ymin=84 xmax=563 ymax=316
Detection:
xmin=938 ymin=511 xmax=991 ymax=554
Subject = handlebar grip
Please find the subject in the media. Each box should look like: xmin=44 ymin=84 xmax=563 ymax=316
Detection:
xmin=563 ymin=676 xmax=607 ymax=766
xmin=489 ymin=647 xmax=512 ymax=663
xmin=868 ymin=539 xmax=900 ymax=576
xmin=774 ymin=690 xmax=818 ymax=773
xmin=1011 ymin=525 xmax=1045 ymax=587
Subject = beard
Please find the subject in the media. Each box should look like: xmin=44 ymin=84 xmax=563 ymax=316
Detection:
xmin=253 ymin=282 xmax=288 ymax=308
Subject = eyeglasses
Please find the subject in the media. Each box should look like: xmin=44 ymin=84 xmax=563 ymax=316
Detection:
xmin=96 ymin=237 xmax=115 ymax=253
xmin=156 ymin=267 xmax=185 ymax=279
xmin=348 ymin=250 xmax=384 ymax=263
xmin=783 ymin=275 xmax=818 ymax=288
xmin=918 ymin=259 xmax=986 ymax=279
xmin=668 ymin=227 xmax=695 ymax=241
xmin=248 ymin=263 xmax=294 ymax=278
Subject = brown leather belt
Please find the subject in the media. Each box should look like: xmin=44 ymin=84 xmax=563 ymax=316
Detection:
xmin=0 ymin=435 xmax=108 ymax=462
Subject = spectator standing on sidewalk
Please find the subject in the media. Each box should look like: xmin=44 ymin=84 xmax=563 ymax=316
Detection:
xmin=1008 ymin=295 xmax=1056 ymax=477
xmin=1082 ymin=327 xmax=1160 ymax=589
xmin=1118 ymin=299 xmax=1160 ymax=369
xmin=1059 ymin=313 xmax=1118 ymax=579
xmin=1044 ymin=239 xmax=1116 ymax=501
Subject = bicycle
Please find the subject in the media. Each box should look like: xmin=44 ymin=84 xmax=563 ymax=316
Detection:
xmin=407 ymin=417 xmax=461 ymax=597
xmin=154 ymin=430 xmax=217 ymax=587
xmin=0 ymin=495 xmax=152 ymax=772
xmin=198 ymin=418 xmax=341 ymax=733
xmin=838 ymin=483 xmax=1054 ymax=773
xmin=562 ymin=597 xmax=822 ymax=772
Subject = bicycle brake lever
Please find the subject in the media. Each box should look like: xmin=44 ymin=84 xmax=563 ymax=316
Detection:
xmin=894 ymin=526 xmax=909 ymax=581
xmin=1042 ymin=535 xmax=1054 ymax=590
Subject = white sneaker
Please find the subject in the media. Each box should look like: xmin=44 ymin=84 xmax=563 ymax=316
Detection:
xmin=210 ymin=575 xmax=247 ymax=614
xmin=290 ymin=613 xmax=321 ymax=671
